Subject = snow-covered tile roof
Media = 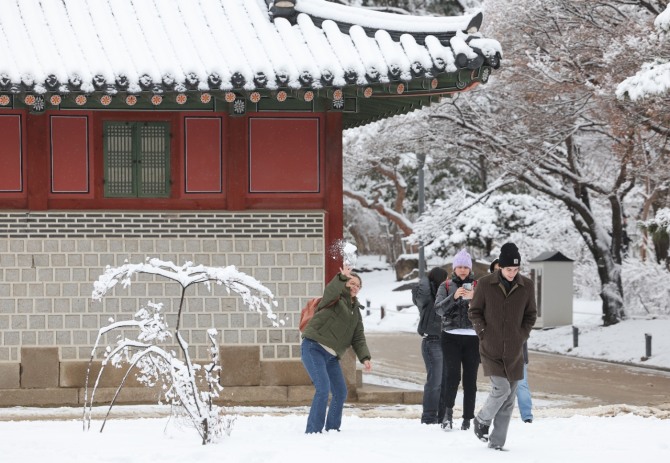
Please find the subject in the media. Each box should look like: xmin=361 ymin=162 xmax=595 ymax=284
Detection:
xmin=0 ymin=0 xmax=501 ymax=95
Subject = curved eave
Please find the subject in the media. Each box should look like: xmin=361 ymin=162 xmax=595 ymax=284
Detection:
xmin=343 ymin=80 xmax=484 ymax=130
xmin=0 ymin=65 xmax=494 ymax=130
xmin=0 ymin=49 xmax=499 ymax=97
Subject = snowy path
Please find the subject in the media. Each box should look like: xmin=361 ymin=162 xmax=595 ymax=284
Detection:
xmin=364 ymin=333 xmax=670 ymax=415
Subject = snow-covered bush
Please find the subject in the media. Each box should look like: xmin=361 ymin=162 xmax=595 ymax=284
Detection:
xmin=638 ymin=207 xmax=670 ymax=267
xmin=83 ymin=258 xmax=277 ymax=445
xmin=641 ymin=207 xmax=670 ymax=234
xmin=415 ymin=191 xmax=604 ymax=298
xmin=621 ymin=257 xmax=670 ymax=316
xmin=418 ymin=192 xmax=579 ymax=259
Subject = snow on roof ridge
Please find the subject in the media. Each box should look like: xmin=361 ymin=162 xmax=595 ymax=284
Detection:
xmin=296 ymin=0 xmax=475 ymax=33
xmin=0 ymin=0 xmax=500 ymax=100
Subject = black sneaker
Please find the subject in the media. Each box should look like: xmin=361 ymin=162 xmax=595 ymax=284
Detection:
xmin=461 ymin=418 xmax=471 ymax=430
xmin=523 ymin=419 xmax=533 ymax=423
xmin=473 ymin=417 xmax=489 ymax=442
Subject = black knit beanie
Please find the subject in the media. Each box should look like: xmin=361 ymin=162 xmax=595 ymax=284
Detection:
xmin=498 ymin=243 xmax=521 ymax=268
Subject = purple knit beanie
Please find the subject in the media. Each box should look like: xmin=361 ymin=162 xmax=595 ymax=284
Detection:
xmin=452 ymin=249 xmax=472 ymax=269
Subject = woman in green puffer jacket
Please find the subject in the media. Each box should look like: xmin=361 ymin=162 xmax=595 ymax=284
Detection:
xmin=301 ymin=265 xmax=372 ymax=434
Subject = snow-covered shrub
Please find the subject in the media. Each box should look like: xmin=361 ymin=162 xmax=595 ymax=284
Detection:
xmin=416 ymin=191 xmax=605 ymax=298
xmin=621 ymin=257 xmax=670 ymax=316
xmin=419 ymin=192 xmax=579 ymax=260
xmin=83 ymin=258 xmax=277 ymax=445
xmin=638 ymin=208 xmax=670 ymax=266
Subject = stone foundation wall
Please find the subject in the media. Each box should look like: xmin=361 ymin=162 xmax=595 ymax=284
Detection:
xmin=0 ymin=210 xmax=335 ymax=406
xmin=0 ymin=345 xmax=362 ymax=407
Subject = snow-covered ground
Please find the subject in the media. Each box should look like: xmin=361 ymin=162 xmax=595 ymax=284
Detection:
xmin=0 ymin=406 xmax=668 ymax=462
xmin=1 ymin=256 xmax=668 ymax=461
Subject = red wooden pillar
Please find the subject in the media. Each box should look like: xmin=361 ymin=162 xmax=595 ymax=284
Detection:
xmin=227 ymin=116 xmax=246 ymax=210
xmin=26 ymin=113 xmax=49 ymax=210
xmin=324 ymin=112 xmax=343 ymax=282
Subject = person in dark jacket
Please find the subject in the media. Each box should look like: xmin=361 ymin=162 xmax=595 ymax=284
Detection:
xmin=469 ymin=243 xmax=537 ymax=450
xmin=414 ymin=266 xmax=449 ymax=424
xmin=434 ymin=249 xmax=479 ymax=431
xmin=491 ymin=258 xmax=534 ymax=423
xmin=301 ymin=265 xmax=372 ymax=434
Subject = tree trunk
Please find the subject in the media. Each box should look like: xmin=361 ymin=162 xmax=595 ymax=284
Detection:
xmin=520 ymin=137 xmax=627 ymax=326
xmin=566 ymin=205 xmax=625 ymax=326
xmin=594 ymin=250 xmax=625 ymax=326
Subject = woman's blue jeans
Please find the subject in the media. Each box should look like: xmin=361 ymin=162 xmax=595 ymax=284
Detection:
xmin=420 ymin=335 xmax=443 ymax=424
xmin=301 ymin=338 xmax=348 ymax=433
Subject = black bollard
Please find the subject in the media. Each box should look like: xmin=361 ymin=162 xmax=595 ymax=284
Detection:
xmin=380 ymin=305 xmax=385 ymax=320
xmin=572 ymin=326 xmax=579 ymax=348
xmin=366 ymin=299 xmax=371 ymax=316
xmin=645 ymin=333 xmax=652 ymax=358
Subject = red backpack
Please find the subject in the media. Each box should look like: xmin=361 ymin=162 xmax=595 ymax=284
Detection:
xmin=299 ymin=297 xmax=339 ymax=332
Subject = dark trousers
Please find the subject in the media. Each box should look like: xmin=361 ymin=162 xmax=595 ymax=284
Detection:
xmin=420 ymin=335 xmax=443 ymax=424
xmin=439 ymin=332 xmax=480 ymax=421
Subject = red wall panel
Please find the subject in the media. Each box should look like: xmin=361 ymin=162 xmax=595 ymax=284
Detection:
xmin=50 ymin=116 xmax=89 ymax=193
xmin=0 ymin=114 xmax=23 ymax=192
xmin=249 ymin=118 xmax=319 ymax=193
xmin=185 ymin=117 xmax=222 ymax=193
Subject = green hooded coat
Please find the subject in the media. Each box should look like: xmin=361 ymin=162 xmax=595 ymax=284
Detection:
xmin=302 ymin=273 xmax=371 ymax=363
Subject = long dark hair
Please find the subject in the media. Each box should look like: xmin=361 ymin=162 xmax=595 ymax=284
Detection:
xmin=489 ymin=259 xmax=499 ymax=273
xmin=428 ymin=267 xmax=448 ymax=298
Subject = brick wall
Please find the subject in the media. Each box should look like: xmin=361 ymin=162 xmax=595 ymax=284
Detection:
xmin=0 ymin=211 xmax=325 ymax=363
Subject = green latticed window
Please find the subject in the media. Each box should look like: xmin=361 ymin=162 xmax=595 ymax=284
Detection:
xmin=103 ymin=121 xmax=171 ymax=198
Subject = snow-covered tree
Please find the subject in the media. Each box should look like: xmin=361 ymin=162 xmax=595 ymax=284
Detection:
xmin=343 ymin=103 xmax=499 ymax=260
xmin=415 ymin=192 xmax=578 ymax=258
xmin=428 ymin=0 xmax=670 ymax=326
xmin=83 ymin=258 xmax=277 ymax=445
xmin=616 ymin=4 xmax=670 ymax=264
xmin=340 ymin=0 xmax=490 ymax=259
xmin=617 ymin=4 xmax=670 ymax=101
xmin=342 ymin=0 xmax=669 ymax=323
xmin=343 ymin=115 xmax=427 ymax=259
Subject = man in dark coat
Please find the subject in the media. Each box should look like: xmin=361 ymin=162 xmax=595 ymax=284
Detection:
xmin=468 ymin=243 xmax=537 ymax=450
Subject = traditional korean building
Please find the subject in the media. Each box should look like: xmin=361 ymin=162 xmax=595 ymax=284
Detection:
xmin=0 ymin=0 xmax=501 ymax=406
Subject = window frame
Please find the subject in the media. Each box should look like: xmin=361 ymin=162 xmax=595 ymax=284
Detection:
xmin=103 ymin=120 xmax=171 ymax=198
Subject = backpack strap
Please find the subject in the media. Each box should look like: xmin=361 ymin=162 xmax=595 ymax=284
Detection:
xmin=319 ymin=296 xmax=340 ymax=311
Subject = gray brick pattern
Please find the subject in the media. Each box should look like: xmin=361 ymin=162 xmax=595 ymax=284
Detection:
xmin=0 ymin=211 xmax=324 ymax=362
